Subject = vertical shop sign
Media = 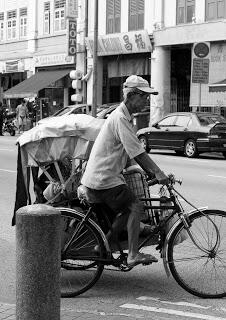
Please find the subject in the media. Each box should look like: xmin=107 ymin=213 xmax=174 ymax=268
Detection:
xmin=67 ymin=20 xmax=77 ymax=56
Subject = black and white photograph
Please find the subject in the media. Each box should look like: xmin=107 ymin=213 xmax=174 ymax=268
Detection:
xmin=0 ymin=0 xmax=226 ymax=319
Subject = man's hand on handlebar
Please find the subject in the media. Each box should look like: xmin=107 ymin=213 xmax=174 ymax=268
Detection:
xmin=154 ymin=170 xmax=169 ymax=185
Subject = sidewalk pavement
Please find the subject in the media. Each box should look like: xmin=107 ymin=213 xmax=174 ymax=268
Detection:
xmin=0 ymin=302 xmax=135 ymax=320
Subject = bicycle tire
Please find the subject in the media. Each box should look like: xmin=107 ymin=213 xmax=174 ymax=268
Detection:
xmin=167 ymin=209 xmax=226 ymax=298
xmin=59 ymin=208 xmax=105 ymax=297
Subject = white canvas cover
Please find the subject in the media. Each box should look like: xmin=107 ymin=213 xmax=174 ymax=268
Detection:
xmin=17 ymin=114 xmax=105 ymax=166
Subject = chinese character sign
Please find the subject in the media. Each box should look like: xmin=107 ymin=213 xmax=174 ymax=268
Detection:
xmin=68 ymin=20 xmax=77 ymax=56
xmin=85 ymin=30 xmax=152 ymax=56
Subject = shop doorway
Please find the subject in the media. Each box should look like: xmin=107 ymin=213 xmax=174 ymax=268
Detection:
xmin=171 ymin=48 xmax=191 ymax=112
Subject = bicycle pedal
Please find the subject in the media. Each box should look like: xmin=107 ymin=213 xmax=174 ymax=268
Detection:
xmin=119 ymin=263 xmax=132 ymax=271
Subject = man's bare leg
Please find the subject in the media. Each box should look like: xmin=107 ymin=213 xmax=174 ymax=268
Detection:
xmin=126 ymin=201 xmax=158 ymax=267
xmin=127 ymin=201 xmax=142 ymax=259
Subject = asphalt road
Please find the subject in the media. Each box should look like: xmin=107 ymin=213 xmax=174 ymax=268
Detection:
xmin=0 ymin=135 xmax=226 ymax=319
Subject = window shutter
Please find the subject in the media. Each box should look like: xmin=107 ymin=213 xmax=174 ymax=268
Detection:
xmin=107 ymin=0 xmax=114 ymax=33
xmin=177 ymin=0 xmax=185 ymax=24
xmin=217 ymin=0 xmax=224 ymax=18
xmin=129 ymin=0 xmax=137 ymax=30
xmin=138 ymin=0 xmax=144 ymax=29
xmin=20 ymin=8 xmax=27 ymax=16
xmin=114 ymin=0 xmax=121 ymax=33
xmin=44 ymin=2 xmax=50 ymax=11
xmin=7 ymin=10 xmax=17 ymax=19
xmin=54 ymin=0 xmax=65 ymax=9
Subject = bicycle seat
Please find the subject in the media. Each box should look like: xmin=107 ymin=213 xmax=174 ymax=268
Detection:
xmin=77 ymin=185 xmax=102 ymax=203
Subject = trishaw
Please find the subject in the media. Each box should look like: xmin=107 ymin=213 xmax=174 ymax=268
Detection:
xmin=13 ymin=114 xmax=226 ymax=299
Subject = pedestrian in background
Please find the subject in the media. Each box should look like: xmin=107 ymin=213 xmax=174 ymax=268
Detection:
xmin=16 ymin=99 xmax=29 ymax=134
xmin=0 ymin=102 xmax=4 ymax=135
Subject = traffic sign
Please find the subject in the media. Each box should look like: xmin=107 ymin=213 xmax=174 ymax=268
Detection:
xmin=192 ymin=58 xmax=209 ymax=84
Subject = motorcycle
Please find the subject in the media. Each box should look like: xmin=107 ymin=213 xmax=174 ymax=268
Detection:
xmin=3 ymin=112 xmax=17 ymax=136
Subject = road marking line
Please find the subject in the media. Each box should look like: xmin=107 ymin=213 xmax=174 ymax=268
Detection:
xmin=208 ymin=175 xmax=226 ymax=179
xmin=0 ymin=148 xmax=15 ymax=152
xmin=162 ymin=156 xmax=210 ymax=163
xmin=120 ymin=304 xmax=226 ymax=320
xmin=137 ymin=297 xmax=210 ymax=309
xmin=0 ymin=168 xmax=16 ymax=173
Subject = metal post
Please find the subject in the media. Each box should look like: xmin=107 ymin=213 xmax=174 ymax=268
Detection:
xmin=92 ymin=0 xmax=98 ymax=117
xmin=197 ymin=82 xmax=201 ymax=111
xmin=16 ymin=204 xmax=61 ymax=320
xmin=83 ymin=0 xmax=88 ymax=104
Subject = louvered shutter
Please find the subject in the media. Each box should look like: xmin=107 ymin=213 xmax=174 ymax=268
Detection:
xmin=114 ymin=0 xmax=121 ymax=33
xmin=129 ymin=0 xmax=137 ymax=30
xmin=138 ymin=0 xmax=144 ymax=29
xmin=107 ymin=0 xmax=114 ymax=33
xmin=177 ymin=0 xmax=185 ymax=24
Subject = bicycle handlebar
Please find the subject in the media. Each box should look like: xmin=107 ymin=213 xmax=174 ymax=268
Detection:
xmin=147 ymin=174 xmax=182 ymax=187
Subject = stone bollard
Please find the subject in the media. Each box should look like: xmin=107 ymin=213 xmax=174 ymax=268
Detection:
xmin=16 ymin=204 xmax=61 ymax=320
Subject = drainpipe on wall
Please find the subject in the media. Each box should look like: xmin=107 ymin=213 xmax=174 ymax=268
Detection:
xmin=92 ymin=0 xmax=98 ymax=117
xmin=83 ymin=0 xmax=88 ymax=103
xmin=161 ymin=0 xmax=165 ymax=28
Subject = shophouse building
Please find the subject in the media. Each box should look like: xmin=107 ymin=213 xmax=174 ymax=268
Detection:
xmin=77 ymin=0 xmax=226 ymax=122
xmin=1 ymin=0 xmax=226 ymax=122
xmin=0 ymin=0 xmax=76 ymax=115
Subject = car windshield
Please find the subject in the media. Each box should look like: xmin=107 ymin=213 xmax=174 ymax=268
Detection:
xmin=197 ymin=114 xmax=226 ymax=125
xmin=53 ymin=107 xmax=72 ymax=116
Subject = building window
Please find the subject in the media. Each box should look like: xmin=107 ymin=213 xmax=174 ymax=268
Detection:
xmin=106 ymin=0 xmax=121 ymax=34
xmin=177 ymin=0 xmax=195 ymax=24
xmin=20 ymin=8 xmax=27 ymax=38
xmin=206 ymin=0 xmax=225 ymax=20
xmin=128 ymin=0 xmax=144 ymax=31
xmin=7 ymin=10 xmax=17 ymax=40
xmin=44 ymin=2 xmax=50 ymax=34
xmin=0 ymin=13 xmax=4 ymax=41
xmin=54 ymin=0 xmax=66 ymax=31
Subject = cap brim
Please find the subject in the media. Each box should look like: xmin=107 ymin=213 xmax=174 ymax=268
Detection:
xmin=136 ymin=87 xmax=158 ymax=95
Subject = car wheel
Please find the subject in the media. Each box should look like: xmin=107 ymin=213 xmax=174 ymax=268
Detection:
xmin=184 ymin=139 xmax=198 ymax=158
xmin=222 ymin=152 xmax=226 ymax=159
xmin=139 ymin=135 xmax=150 ymax=153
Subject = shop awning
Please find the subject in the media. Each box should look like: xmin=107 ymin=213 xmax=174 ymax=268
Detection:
xmin=3 ymin=69 xmax=70 ymax=99
xmin=209 ymin=79 xmax=226 ymax=93
xmin=107 ymin=54 xmax=150 ymax=78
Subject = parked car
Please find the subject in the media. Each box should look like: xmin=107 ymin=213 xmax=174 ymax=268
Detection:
xmin=137 ymin=112 xmax=226 ymax=158
xmin=38 ymin=104 xmax=92 ymax=125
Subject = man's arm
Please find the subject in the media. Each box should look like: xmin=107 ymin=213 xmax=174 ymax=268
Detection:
xmin=134 ymin=152 xmax=168 ymax=185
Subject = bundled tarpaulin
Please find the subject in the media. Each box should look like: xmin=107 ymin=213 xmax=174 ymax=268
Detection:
xmin=209 ymin=79 xmax=226 ymax=93
xmin=13 ymin=114 xmax=105 ymax=225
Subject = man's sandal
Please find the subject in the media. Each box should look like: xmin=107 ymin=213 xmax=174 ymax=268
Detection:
xmin=127 ymin=252 xmax=158 ymax=268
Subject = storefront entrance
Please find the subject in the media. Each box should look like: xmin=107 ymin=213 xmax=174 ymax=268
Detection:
xmin=102 ymin=53 xmax=151 ymax=104
xmin=171 ymin=47 xmax=191 ymax=112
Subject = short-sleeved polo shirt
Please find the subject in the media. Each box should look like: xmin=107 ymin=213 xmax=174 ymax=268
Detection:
xmin=81 ymin=102 xmax=145 ymax=189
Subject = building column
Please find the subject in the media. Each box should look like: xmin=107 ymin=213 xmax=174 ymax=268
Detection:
xmin=150 ymin=46 xmax=171 ymax=124
xmin=27 ymin=0 xmax=38 ymax=53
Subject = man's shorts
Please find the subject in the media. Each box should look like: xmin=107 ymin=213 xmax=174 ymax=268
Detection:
xmin=87 ymin=184 xmax=138 ymax=218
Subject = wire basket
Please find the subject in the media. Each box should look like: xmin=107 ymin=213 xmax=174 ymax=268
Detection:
xmin=123 ymin=166 xmax=153 ymax=222
xmin=124 ymin=168 xmax=150 ymax=199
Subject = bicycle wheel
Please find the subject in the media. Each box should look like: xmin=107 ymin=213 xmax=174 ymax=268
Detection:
xmin=59 ymin=208 xmax=105 ymax=297
xmin=168 ymin=209 xmax=226 ymax=298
